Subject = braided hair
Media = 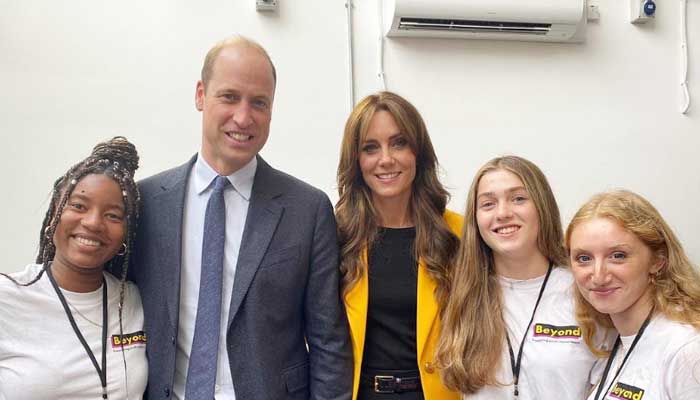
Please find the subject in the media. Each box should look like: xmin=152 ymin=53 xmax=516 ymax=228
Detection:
xmin=1 ymin=136 xmax=141 ymax=391
xmin=2 ymin=135 xmax=140 ymax=321
xmin=40 ymin=136 xmax=139 ymax=275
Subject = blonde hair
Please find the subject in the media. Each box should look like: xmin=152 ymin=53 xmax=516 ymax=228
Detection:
xmin=200 ymin=35 xmax=276 ymax=91
xmin=335 ymin=91 xmax=459 ymax=306
xmin=436 ymin=155 xmax=567 ymax=394
xmin=566 ymin=190 xmax=700 ymax=356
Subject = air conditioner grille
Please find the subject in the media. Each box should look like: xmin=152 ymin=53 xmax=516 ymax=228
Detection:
xmin=399 ymin=17 xmax=552 ymax=35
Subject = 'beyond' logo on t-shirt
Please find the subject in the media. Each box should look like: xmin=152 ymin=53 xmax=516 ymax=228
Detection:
xmin=111 ymin=331 xmax=147 ymax=351
xmin=610 ymin=382 xmax=645 ymax=400
xmin=531 ymin=323 xmax=582 ymax=343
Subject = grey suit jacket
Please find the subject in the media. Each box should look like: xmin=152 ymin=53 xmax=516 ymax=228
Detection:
xmin=129 ymin=155 xmax=352 ymax=400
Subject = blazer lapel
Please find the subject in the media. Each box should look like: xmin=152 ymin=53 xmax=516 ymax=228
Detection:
xmin=151 ymin=157 xmax=193 ymax=327
xmin=227 ymin=157 xmax=283 ymax=328
xmin=416 ymin=258 xmax=438 ymax=363
xmin=344 ymin=249 xmax=369 ymax=400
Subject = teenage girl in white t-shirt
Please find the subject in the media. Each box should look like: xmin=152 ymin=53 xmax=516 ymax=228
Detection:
xmin=0 ymin=137 xmax=147 ymax=399
xmin=436 ymin=155 xmax=602 ymax=399
xmin=567 ymin=190 xmax=700 ymax=400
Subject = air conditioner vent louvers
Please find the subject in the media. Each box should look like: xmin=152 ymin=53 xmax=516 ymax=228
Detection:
xmin=398 ymin=17 xmax=552 ymax=35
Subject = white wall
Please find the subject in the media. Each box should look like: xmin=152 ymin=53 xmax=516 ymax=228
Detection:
xmin=1 ymin=0 xmax=698 ymax=273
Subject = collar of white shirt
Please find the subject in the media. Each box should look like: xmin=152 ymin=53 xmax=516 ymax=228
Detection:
xmin=193 ymin=153 xmax=257 ymax=201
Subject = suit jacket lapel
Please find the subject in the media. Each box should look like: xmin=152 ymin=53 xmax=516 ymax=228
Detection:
xmin=227 ymin=157 xmax=283 ymax=328
xmin=152 ymin=157 xmax=194 ymax=327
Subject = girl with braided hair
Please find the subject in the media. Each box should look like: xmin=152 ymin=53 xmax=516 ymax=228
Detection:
xmin=0 ymin=137 xmax=147 ymax=399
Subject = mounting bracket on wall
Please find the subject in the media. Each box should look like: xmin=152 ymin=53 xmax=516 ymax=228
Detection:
xmin=256 ymin=0 xmax=278 ymax=12
xmin=587 ymin=3 xmax=600 ymax=22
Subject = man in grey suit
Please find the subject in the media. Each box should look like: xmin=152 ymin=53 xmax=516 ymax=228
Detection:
xmin=130 ymin=36 xmax=352 ymax=400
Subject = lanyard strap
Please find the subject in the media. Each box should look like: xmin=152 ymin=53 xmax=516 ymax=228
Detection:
xmin=505 ymin=262 xmax=553 ymax=398
xmin=593 ymin=311 xmax=654 ymax=400
xmin=47 ymin=269 xmax=109 ymax=400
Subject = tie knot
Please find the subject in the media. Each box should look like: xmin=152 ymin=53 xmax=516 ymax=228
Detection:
xmin=212 ymin=176 xmax=230 ymax=193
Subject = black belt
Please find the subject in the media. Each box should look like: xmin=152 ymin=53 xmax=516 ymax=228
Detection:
xmin=360 ymin=374 xmax=422 ymax=394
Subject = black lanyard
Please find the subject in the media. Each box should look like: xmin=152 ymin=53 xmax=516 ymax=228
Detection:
xmin=505 ymin=262 xmax=553 ymax=399
xmin=593 ymin=311 xmax=654 ymax=400
xmin=47 ymin=268 xmax=109 ymax=400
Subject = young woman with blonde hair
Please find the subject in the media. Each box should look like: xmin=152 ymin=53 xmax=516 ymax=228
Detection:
xmin=437 ymin=155 xmax=600 ymax=399
xmin=567 ymin=190 xmax=700 ymax=399
xmin=336 ymin=91 xmax=461 ymax=400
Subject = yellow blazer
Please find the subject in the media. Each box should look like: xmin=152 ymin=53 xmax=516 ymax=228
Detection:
xmin=344 ymin=210 xmax=462 ymax=400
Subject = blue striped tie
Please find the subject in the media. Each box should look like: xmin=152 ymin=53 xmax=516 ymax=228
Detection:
xmin=185 ymin=175 xmax=229 ymax=399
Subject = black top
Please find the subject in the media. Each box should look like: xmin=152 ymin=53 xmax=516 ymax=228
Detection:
xmin=361 ymin=227 xmax=419 ymax=370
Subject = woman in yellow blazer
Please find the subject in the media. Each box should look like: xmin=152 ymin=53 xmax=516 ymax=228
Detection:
xmin=336 ymin=91 xmax=461 ymax=400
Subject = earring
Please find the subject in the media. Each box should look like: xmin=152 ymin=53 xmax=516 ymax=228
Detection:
xmin=650 ymin=273 xmax=658 ymax=286
xmin=117 ymin=243 xmax=127 ymax=256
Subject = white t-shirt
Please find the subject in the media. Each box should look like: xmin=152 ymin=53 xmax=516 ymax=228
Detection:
xmin=589 ymin=315 xmax=700 ymax=400
xmin=466 ymin=267 xmax=605 ymax=400
xmin=0 ymin=264 xmax=148 ymax=400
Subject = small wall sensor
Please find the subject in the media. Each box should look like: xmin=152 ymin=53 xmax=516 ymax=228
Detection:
xmin=630 ymin=0 xmax=655 ymax=24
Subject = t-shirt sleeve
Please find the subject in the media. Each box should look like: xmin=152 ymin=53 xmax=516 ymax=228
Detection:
xmin=664 ymin=336 xmax=700 ymax=399
xmin=0 ymin=275 xmax=24 ymax=356
xmin=0 ymin=282 xmax=9 ymax=352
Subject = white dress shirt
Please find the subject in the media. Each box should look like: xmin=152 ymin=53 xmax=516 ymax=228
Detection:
xmin=173 ymin=154 xmax=257 ymax=400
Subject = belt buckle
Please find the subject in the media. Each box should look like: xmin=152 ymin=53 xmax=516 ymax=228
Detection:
xmin=374 ymin=375 xmax=396 ymax=394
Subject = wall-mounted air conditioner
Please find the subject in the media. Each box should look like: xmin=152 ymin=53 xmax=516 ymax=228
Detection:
xmin=383 ymin=0 xmax=588 ymax=43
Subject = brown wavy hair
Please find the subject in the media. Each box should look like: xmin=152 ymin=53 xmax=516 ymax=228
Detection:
xmin=566 ymin=190 xmax=700 ymax=356
xmin=436 ymin=155 xmax=568 ymax=394
xmin=335 ymin=91 xmax=459 ymax=306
